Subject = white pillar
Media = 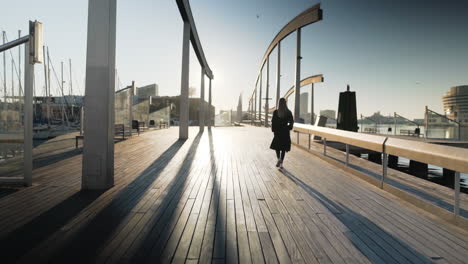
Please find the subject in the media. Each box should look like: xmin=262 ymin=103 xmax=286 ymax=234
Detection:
xmin=258 ymin=70 xmax=262 ymax=121
xmin=253 ymin=87 xmax=257 ymax=119
xmin=294 ymin=28 xmax=302 ymax=122
xmin=129 ymin=81 xmax=135 ymax=136
xmin=82 ymin=0 xmax=117 ymax=190
xmin=208 ymin=78 xmax=212 ymax=128
xmin=24 ymin=42 xmax=33 ymax=186
xmin=310 ymin=83 xmax=314 ymax=125
xmin=179 ymin=21 xmax=190 ymax=139
xmin=265 ymin=57 xmax=269 ymax=127
xmin=199 ymin=68 xmax=205 ymax=131
xmin=3 ymin=32 xmax=6 ymax=107
xmin=276 ymin=42 xmax=281 ymax=108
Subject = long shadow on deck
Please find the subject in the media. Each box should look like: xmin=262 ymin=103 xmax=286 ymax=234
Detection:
xmin=128 ymin=132 xmax=206 ymax=262
xmin=0 ymin=190 xmax=104 ymax=263
xmin=48 ymin=137 xmax=188 ymax=263
xmin=127 ymin=129 xmax=225 ymax=263
xmin=280 ymin=169 xmax=437 ymax=264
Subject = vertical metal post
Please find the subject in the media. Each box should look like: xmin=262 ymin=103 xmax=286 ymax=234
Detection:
xmin=129 ymin=81 xmax=134 ymax=136
xmin=276 ymin=41 xmax=281 ymax=107
xmin=310 ymin=83 xmax=314 ymax=125
xmin=199 ymin=68 xmax=205 ymax=131
xmin=179 ymin=21 xmax=190 ymax=139
xmin=346 ymin=144 xmax=349 ymax=166
xmin=259 ymin=69 xmax=262 ymax=122
xmin=18 ymin=30 xmax=22 ymax=97
xmin=308 ymin=134 xmax=311 ymax=149
xmin=253 ymin=87 xmax=257 ymax=121
xmin=80 ymin=107 xmax=84 ymax=135
xmin=24 ymin=42 xmax=33 ymax=186
xmin=42 ymin=45 xmax=49 ymax=124
xmin=297 ymin=131 xmax=299 ymax=144
xmin=424 ymin=106 xmax=428 ymax=139
xmin=47 ymin=48 xmax=51 ymax=124
xmin=2 ymin=32 xmax=6 ymax=106
xmin=208 ymin=78 xmax=212 ymax=129
xmin=454 ymin=172 xmax=460 ymax=216
xmin=323 ymin=138 xmax=327 ymax=155
xmin=265 ymin=57 xmax=269 ymax=127
xmin=61 ymin=61 xmax=65 ymax=124
xmin=11 ymin=59 xmax=14 ymax=99
xmin=382 ymin=153 xmax=388 ymax=189
xmin=394 ymin=112 xmax=397 ymax=135
xmin=294 ymin=28 xmax=301 ymax=122
xmin=82 ymin=0 xmax=117 ymax=190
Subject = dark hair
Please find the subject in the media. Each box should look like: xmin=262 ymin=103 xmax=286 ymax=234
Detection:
xmin=277 ymin=98 xmax=288 ymax=118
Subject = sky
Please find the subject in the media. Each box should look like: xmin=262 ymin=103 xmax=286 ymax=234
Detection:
xmin=1 ymin=0 xmax=468 ymax=119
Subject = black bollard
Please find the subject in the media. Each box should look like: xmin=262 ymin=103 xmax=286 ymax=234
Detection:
xmin=388 ymin=155 xmax=398 ymax=168
xmin=368 ymin=153 xmax=382 ymax=164
xmin=442 ymin=168 xmax=455 ymax=188
xmin=409 ymin=160 xmax=428 ymax=179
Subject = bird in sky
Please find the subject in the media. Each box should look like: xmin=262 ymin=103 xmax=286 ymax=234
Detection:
xmin=256 ymin=14 xmax=260 ymax=19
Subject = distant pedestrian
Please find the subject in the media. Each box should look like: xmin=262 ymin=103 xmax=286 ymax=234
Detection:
xmin=270 ymin=98 xmax=294 ymax=168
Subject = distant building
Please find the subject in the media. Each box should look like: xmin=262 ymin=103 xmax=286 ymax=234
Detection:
xmin=300 ymin=92 xmax=309 ymax=116
xmin=443 ymin=85 xmax=468 ymax=124
xmin=137 ymin=84 xmax=158 ymax=99
xmin=320 ymin=110 xmax=336 ymax=120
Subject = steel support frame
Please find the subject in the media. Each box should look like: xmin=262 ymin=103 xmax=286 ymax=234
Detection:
xmin=294 ymin=28 xmax=302 ymax=122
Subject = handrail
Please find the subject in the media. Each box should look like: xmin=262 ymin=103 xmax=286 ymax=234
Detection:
xmin=294 ymin=123 xmax=385 ymax=153
xmin=385 ymin=137 xmax=468 ymax=174
xmin=292 ymin=123 xmax=467 ymax=218
xmin=293 ymin=123 xmax=468 ymax=173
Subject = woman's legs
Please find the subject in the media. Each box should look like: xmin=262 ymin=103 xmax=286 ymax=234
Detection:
xmin=281 ymin=151 xmax=286 ymax=161
xmin=275 ymin=150 xmax=281 ymax=159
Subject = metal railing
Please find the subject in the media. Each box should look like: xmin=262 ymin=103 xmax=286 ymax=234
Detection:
xmin=293 ymin=123 xmax=467 ymax=218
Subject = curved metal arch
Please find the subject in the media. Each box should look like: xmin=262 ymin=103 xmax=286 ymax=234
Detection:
xmin=269 ymin=74 xmax=324 ymax=112
xmin=255 ymin=4 xmax=322 ymax=85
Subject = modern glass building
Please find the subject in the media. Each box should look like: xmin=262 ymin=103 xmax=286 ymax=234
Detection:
xmin=443 ymin=85 xmax=468 ymax=124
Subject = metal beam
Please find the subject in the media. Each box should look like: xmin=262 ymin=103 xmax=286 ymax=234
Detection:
xmin=254 ymin=4 xmax=322 ymax=86
xmin=175 ymin=0 xmax=213 ymax=79
xmin=199 ymin=68 xmax=205 ymax=131
xmin=294 ymin=28 xmax=301 ymax=122
xmin=0 ymin=35 xmax=29 ymax=53
xmin=179 ymin=21 xmax=190 ymax=139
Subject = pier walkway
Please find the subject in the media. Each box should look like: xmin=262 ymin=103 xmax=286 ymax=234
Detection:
xmin=1 ymin=126 xmax=468 ymax=263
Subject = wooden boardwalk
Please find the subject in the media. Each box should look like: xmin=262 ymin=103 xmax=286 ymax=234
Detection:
xmin=0 ymin=126 xmax=467 ymax=264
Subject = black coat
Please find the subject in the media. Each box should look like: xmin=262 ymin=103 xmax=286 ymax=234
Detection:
xmin=270 ymin=109 xmax=294 ymax=151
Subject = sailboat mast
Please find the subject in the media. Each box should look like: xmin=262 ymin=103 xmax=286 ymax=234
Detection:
xmin=69 ymin=59 xmax=74 ymax=120
xmin=11 ymin=58 xmax=14 ymax=100
xmin=2 ymin=31 xmax=6 ymax=110
xmin=61 ymin=61 xmax=64 ymax=124
xmin=47 ymin=47 xmax=52 ymax=120
xmin=18 ymin=30 xmax=21 ymax=98
xmin=43 ymin=45 xmax=50 ymax=125
xmin=60 ymin=61 xmax=70 ymax=128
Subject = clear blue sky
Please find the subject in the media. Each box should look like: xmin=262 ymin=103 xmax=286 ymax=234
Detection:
xmin=2 ymin=0 xmax=467 ymax=119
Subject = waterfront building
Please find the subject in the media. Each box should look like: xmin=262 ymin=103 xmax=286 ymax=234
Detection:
xmin=137 ymin=83 xmax=159 ymax=99
xmin=320 ymin=109 xmax=336 ymax=120
xmin=443 ymin=85 xmax=468 ymax=124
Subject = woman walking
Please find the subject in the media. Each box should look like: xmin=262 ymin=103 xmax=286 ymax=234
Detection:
xmin=270 ymin=98 xmax=294 ymax=168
